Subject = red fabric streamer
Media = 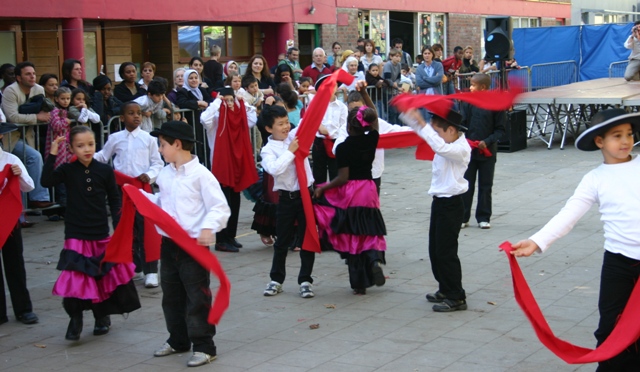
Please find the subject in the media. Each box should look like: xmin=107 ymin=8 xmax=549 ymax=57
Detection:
xmin=0 ymin=165 xmax=23 ymax=248
xmin=390 ymin=89 xmax=520 ymax=117
xmin=113 ymin=170 xmax=161 ymax=263
xmin=377 ymin=131 xmax=435 ymax=161
xmin=467 ymin=139 xmax=492 ymax=157
xmin=499 ymin=241 xmax=640 ymax=364
xmin=294 ymin=69 xmax=354 ymax=253
xmin=211 ymin=99 xmax=258 ymax=192
xmin=104 ymin=184 xmax=231 ymax=325
xmin=322 ymin=138 xmax=336 ymax=159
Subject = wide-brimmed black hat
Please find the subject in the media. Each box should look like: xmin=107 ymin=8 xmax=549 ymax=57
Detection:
xmin=575 ymin=108 xmax=640 ymax=151
xmin=431 ymin=110 xmax=467 ymax=131
xmin=0 ymin=122 xmax=18 ymax=135
xmin=314 ymin=74 xmax=331 ymax=92
xmin=150 ymin=121 xmax=197 ymax=143
xmin=217 ymin=86 xmax=235 ymax=97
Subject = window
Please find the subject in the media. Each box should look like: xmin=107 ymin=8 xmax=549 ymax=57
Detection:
xmin=512 ymin=17 xmax=541 ymax=28
xmin=418 ymin=13 xmax=446 ymax=54
xmin=0 ymin=32 xmax=17 ymax=68
xmin=178 ymin=25 xmax=253 ymax=61
xmin=357 ymin=10 xmax=389 ymax=57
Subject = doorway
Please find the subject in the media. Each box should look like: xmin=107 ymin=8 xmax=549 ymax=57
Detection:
xmin=389 ymin=12 xmax=415 ymax=61
xmin=297 ymin=25 xmax=318 ymax=69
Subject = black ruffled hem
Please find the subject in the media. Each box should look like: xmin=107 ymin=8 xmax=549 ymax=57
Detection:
xmin=91 ymin=281 xmax=141 ymax=318
xmin=56 ymin=250 xmax=115 ymax=279
xmin=251 ymin=198 xmax=277 ymax=236
xmin=331 ymin=206 xmax=387 ymax=236
xmin=342 ymin=250 xmax=386 ymax=289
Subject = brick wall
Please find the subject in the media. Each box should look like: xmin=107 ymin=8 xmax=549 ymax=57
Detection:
xmin=446 ymin=14 xmax=482 ymax=58
xmin=321 ymin=8 xmax=360 ymax=54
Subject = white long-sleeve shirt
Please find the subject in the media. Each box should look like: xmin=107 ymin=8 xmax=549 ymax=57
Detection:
xmin=401 ymin=113 xmax=470 ymax=197
xmin=260 ymin=127 xmax=313 ymax=191
xmin=316 ymin=99 xmax=347 ymax=139
xmin=94 ymin=126 xmax=164 ymax=183
xmin=143 ymin=155 xmax=230 ymax=239
xmin=200 ymin=98 xmax=257 ymax=165
xmin=530 ymin=154 xmax=640 ymax=260
xmin=624 ymin=35 xmax=640 ymax=60
xmin=0 ymin=146 xmax=34 ymax=193
xmin=333 ymin=117 xmax=412 ymax=179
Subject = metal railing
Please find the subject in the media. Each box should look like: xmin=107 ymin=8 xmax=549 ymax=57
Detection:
xmin=455 ymin=67 xmax=531 ymax=93
xmin=530 ymin=60 xmax=578 ymax=90
xmin=609 ymin=60 xmax=628 ymax=78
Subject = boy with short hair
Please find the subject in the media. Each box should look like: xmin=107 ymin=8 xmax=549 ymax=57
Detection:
xmin=400 ymin=63 xmax=415 ymax=92
xmin=460 ymin=74 xmax=506 ymax=230
xmin=240 ymin=75 xmax=264 ymax=109
xmin=260 ymin=105 xmax=316 ymax=297
xmin=383 ymin=49 xmax=402 ymax=90
xmin=94 ymin=101 xmax=164 ymax=288
xmin=134 ymin=79 xmax=170 ymax=132
xmin=400 ymin=105 xmax=471 ymax=312
xmin=148 ymin=121 xmax=231 ymax=368
xmin=511 ymin=108 xmax=640 ymax=370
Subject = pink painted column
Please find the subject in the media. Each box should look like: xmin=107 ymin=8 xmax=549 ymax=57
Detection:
xmin=277 ymin=22 xmax=294 ymax=53
xmin=62 ymin=18 xmax=85 ymax=79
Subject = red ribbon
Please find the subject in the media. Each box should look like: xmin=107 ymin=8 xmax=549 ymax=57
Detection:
xmin=499 ymin=241 xmax=640 ymax=363
xmin=467 ymin=139 xmax=492 ymax=157
xmin=377 ymin=131 xmax=435 ymax=161
xmin=390 ymin=90 xmax=520 ymax=119
xmin=104 ymin=184 xmax=230 ymax=325
xmin=294 ymin=69 xmax=354 ymax=253
xmin=0 ymin=164 xmax=23 ymax=248
xmin=113 ymin=171 xmax=161 ymax=263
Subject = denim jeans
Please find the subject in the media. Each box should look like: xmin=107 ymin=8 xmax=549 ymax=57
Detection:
xmin=160 ymin=238 xmax=216 ymax=356
xmin=12 ymin=140 xmax=50 ymax=202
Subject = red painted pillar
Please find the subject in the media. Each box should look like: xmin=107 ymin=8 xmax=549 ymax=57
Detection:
xmin=62 ymin=18 xmax=85 ymax=79
xmin=277 ymin=22 xmax=294 ymax=53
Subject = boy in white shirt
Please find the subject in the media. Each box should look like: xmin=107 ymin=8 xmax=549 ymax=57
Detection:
xmin=147 ymin=121 xmax=230 ymax=368
xmin=134 ymin=79 xmax=170 ymax=132
xmin=400 ymin=105 xmax=471 ymax=312
xmin=94 ymin=101 xmax=164 ymax=288
xmin=312 ymin=74 xmax=348 ymax=185
xmin=511 ymin=109 xmax=640 ymax=370
xmin=260 ymin=105 xmax=316 ymax=298
xmin=0 ymin=122 xmax=39 ymax=325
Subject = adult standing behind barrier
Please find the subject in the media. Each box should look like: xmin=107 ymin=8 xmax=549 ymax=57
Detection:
xmin=302 ymin=48 xmax=332 ymax=86
xmin=0 ymin=64 xmax=16 ymax=105
xmin=92 ymin=75 xmax=122 ymax=133
xmin=245 ymin=55 xmax=276 ymax=96
xmin=166 ymin=67 xmax=186 ymax=105
xmin=623 ymin=21 xmax=640 ymax=81
xmin=60 ymin=59 xmax=92 ymax=94
xmin=1 ymin=61 xmax=53 ymax=209
xmin=416 ymin=46 xmax=444 ymax=95
xmin=177 ymin=69 xmax=211 ymax=163
xmin=114 ymin=62 xmax=147 ymax=103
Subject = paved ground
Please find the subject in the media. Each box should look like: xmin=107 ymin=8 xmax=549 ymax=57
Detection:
xmin=3 ymin=138 xmax=609 ymax=371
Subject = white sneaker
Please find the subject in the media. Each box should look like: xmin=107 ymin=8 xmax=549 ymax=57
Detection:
xmin=153 ymin=342 xmax=185 ymax=357
xmin=479 ymin=222 xmax=491 ymax=229
xmin=145 ymin=273 xmax=159 ymax=288
xmin=187 ymin=351 xmax=216 ymax=367
xmin=299 ymin=282 xmax=315 ymax=298
xmin=133 ymin=272 xmax=144 ymax=281
xmin=461 ymin=222 xmax=469 ymax=229
xmin=263 ymin=281 xmax=283 ymax=296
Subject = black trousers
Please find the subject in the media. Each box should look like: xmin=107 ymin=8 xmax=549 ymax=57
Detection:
xmin=0 ymin=223 xmax=33 ymax=320
xmin=595 ymin=251 xmax=640 ymax=371
xmin=429 ymin=195 xmax=466 ymax=300
xmin=462 ymin=157 xmax=495 ymax=224
xmin=216 ymin=186 xmax=240 ymax=244
xmin=270 ymin=191 xmax=315 ymax=284
xmin=312 ymin=137 xmax=337 ymax=185
xmin=133 ymin=212 xmax=158 ymax=274
xmin=160 ymin=238 xmax=216 ymax=356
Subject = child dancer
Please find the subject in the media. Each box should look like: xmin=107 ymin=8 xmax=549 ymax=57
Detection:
xmin=261 ymin=105 xmax=316 ymax=297
xmin=148 ymin=121 xmax=230 ymax=367
xmin=94 ymin=101 xmax=164 ymax=288
xmin=511 ymin=109 xmax=640 ymax=370
xmin=0 ymin=122 xmax=38 ymax=325
xmin=314 ymin=106 xmax=387 ymax=295
xmin=399 ymin=106 xmax=471 ymax=312
xmin=42 ymin=126 xmax=140 ymax=341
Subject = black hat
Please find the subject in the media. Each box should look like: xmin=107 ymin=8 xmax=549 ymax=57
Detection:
xmin=575 ymin=108 xmax=640 ymax=151
xmin=0 ymin=122 xmax=18 ymax=135
xmin=217 ymin=86 xmax=235 ymax=97
xmin=431 ymin=110 xmax=467 ymax=132
xmin=314 ymin=74 xmax=331 ymax=92
xmin=150 ymin=121 xmax=197 ymax=143
xmin=93 ymin=75 xmax=112 ymax=91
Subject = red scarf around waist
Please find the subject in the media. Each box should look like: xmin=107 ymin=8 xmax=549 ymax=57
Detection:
xmin=0 ymin=164 xmax=22 ymax=248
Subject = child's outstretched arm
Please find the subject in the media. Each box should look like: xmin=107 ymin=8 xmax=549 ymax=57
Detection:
xmin=510 ymin=239 xmax=540 ymax=257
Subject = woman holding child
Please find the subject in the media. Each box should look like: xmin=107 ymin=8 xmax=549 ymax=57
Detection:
xmin=245 ymin=55 xmax=276 ymax=96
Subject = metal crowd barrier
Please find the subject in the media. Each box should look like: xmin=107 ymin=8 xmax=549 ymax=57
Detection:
xmin=364 ymin=85 xmax=402 ymax=123
xmin=609 ymin=60 xmax=628 ymax=78
xmin=530 ymin=60 xmax=578 ymax=90
xmin=455 ymin=67 xmax=531 ymax=93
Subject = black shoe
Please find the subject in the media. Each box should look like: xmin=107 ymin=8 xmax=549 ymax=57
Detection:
xmin=353 ymin=288 xmax=367 ymax=295
xmin=432 ymin=299 xmax=467 ymax=312
xmin=214 ymin=242 xmax=239 ymax=252
xmin=371 ymin=261 xmax=386 ymax=287
xmin=17 ymin=312 xmax=39 ymax=324
xmin=231 ymin=239 xmax=243 ymax=248
xmin=93 ymin=315 xmax=110 ymax=336
xmin=426 ymin=291 xmax=447 ymax=303
xmin=65 ymin=316 xmax=83 ymax=340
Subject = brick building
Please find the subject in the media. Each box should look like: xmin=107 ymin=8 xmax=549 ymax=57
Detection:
xmin=0 ymin=1 xmax=569 ymax=84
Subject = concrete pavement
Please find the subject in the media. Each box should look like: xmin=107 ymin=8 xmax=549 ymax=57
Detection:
xmin=4 ymin=138 xmax=609 ymax=371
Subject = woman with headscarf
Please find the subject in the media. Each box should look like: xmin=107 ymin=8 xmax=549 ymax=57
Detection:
xmin=223 ymin=61 xmax=239 ymax=79
xmin=339 ymin=56 xmax=365 ymax=94
xmin=176 ymin=69 xmax=212 ymax=163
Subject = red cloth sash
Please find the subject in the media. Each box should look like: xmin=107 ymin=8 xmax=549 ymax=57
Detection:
xmin=467 ymin=139 xmax=492 ymax=157
xmin=104 ymin=184 xmax=230 ymax=324
xmin=499 ymin=241 xmax=640 ymax=363
xmin=0 ymin=165 xmax=23 ymax=248
xmin=294 ymin=69 xmax=354 ymax=253
xmin=211 ymin=99 xmax=259 ymax=192
xmin=113 ymin=170 xmax=161 ymax=263
xmin=377 ymin=131 xmax=435 ymax=161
